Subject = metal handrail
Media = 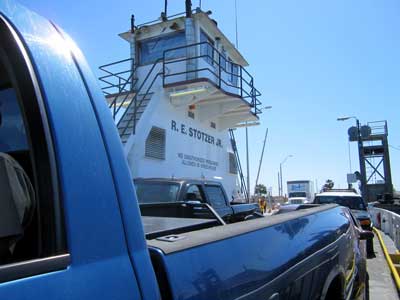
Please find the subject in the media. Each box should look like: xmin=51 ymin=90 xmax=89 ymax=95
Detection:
xmin=117 ymin=59 xmax=163 ymax=138
xmin=99 ymin=58 xmax=136 ymax=96
xmin=367 ymin=120 xmax=388 ymax=136
xmin=162 ymin=41 xmax=262 ymax=116
xmin=99 ymin=58 xmax=139 ymax=119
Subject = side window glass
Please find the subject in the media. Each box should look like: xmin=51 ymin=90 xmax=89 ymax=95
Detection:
xmin=0 ymin=79 xmax=36 ymax=264
xmin=204 ymin=185 xmax=227 ymax=208
xmin=0 ymin=17 xmax=67 ymax=282
xmin=138 ymin=31 xmax=186 ymax=65
xmin=200 ymin=30 xmax=214 ymax=65
xmin=185 ymin=185 xmax=204 ymax=202
xmin=0 ymin=88 xmax=28 ymax=152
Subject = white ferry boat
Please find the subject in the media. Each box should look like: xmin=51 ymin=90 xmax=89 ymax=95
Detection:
xmin=99 ymin=2 xmax=263 ymax=200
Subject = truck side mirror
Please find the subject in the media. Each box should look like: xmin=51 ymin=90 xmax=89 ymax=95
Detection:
xmin=359 ymin=230 xmax=374 ymax=240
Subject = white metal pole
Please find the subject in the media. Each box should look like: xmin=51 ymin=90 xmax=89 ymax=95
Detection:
xmin=246 ymin=124 xmax=250 ymax=202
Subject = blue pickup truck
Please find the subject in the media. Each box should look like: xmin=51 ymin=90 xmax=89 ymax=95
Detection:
xmin=0 ymin=2 xmax=371 ymax=299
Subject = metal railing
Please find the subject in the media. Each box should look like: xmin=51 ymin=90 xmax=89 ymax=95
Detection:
xmin=99 ymin=58 xmax=162 ymax=137
xmin=99 ymin=58 xmax=135 ymax=95
xmin=162 ymin=41 xmax=262 ymax=116
xmin=367 ymin=120 xmax=388 ymax=136
xmin=99 ymin=58 xmax=137 ymax=118
xmin=370 ymin=207 xmax=400 ymax=250
xmin=118 ymin=60 xmax=163 ymax=136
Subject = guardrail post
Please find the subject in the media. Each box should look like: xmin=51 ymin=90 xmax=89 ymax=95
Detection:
xmin=162 ymin=52 xmax=165 ymax=86
xmin=133 ymin=97 xmax=137 ymax=135
xmin=240 ymin=67 xmax=243 ymax=98
xmin=218 ymin=52 xmax=221 ymax=88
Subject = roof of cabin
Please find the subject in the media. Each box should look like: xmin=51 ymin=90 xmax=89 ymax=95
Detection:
xmin=119 ymin=11 xmax=249 ymax=66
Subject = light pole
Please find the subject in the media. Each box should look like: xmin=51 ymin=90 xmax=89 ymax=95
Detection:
xmin=337 ymin=116 xmax=365 ymax=195
xmin=279 ymin=155 xmax=293 ymax=197
xmin=254 ymin=106 xmax=272 ymax=194
xmin=246 ymin=106 xmax=272 ymax=200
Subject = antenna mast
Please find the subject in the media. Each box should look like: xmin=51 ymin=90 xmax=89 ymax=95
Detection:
xmin=234 ymin=0 xmax=239 ymax=48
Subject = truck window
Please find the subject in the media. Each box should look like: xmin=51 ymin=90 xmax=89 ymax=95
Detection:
xmin=135 ymin=182 xmax=179 ymax=203
xmin=0 ymin=88 xmax=28 ymax=152
xmin=0 ymin=17 xmax=67 ymax=282
xmin=288 ymin=192 xmax=307 ymax=198
xmin=204 ymin=185 xmax=227 ymax=208
xmin=315 ymin=196 xmax=366 ymax=211
xmin=185 ymin=185 xmax=205 ymax=202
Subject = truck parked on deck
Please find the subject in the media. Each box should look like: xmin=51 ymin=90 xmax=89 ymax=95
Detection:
xmin=0 ymin=2 xmax=371 ymax=299
xmin=135 ymin=178 xmax=261 ymax=223
xmin=314 ymin=189 xmax=374 ymax=256
xmin=287 ymin=180 xmax=314 ymax=204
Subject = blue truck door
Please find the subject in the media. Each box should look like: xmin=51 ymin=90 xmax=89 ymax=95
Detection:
xmin=0 ymin=2 xmax=147 ymax=299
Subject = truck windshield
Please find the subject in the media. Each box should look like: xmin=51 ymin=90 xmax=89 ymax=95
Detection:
xmin=135 ymin=182 xmax=179 ymax=203
xmin=315 ymin=196 xmax=366 ymax=210
xmin=289 ymin=192 xmax=307 ymax=198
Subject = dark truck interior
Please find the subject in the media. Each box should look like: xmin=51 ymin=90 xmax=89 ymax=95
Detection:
xmin=0 ymin=57 xmax=37 ymax=265
xmin=0 ymin=28 xmax=66 ymax=273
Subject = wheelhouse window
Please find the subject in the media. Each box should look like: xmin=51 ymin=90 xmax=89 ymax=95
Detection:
xmin=200 ymin=30 xmax=214 ymax=65
xmin=221 ymin=48 xmax=227 ymax=71
xmin=228 ymin=58 xmax=239 ymax=87
xmin=138 ymin=31 xmax=186 ymax=65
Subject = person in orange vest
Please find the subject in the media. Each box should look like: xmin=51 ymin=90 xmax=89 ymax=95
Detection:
xmin=258 ymin=197 xmax=266 ymax=213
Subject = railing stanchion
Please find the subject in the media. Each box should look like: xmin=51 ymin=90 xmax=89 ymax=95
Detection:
xmin=162 ymin=53 xmax=165 ymax=86
xmin=240 ymin=67 xmax=243 ymax=98
xmin=218 ymin=53 xmax=221 ymax=88
xmin=133 ymin=97 xmax=137 ymax=135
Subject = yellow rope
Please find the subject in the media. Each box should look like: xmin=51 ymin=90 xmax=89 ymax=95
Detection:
xmin=373 ymin=227 xmax=400 ymax=290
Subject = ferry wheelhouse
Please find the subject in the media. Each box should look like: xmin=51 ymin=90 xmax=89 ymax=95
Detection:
xmin=99 ymin=3 xmax=262 ymax=200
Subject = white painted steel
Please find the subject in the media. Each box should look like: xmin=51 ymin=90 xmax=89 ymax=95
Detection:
xmin=370 ymin=207 xmax=400 ymax=250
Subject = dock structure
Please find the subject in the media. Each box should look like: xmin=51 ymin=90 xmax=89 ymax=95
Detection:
xmin=369 ymin=230 xmax=399 ymax=300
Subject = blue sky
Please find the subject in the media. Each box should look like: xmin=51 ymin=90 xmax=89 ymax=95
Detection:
xmin=19 ymin=0 xmax=400 ymax=195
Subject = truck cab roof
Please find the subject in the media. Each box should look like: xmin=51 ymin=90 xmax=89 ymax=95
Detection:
xmin=134 ymin=178 xmax=223 ymax=186
xmin=316 ymin=191 xmax=361 ymax=197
